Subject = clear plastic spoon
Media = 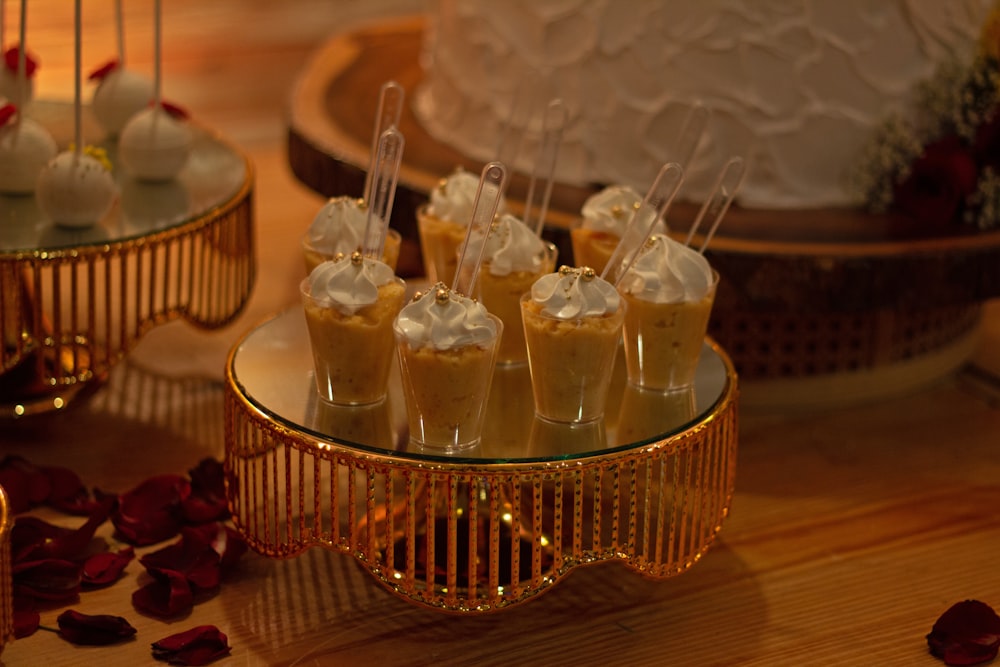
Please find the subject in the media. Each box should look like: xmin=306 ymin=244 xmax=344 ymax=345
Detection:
xmin=494 ymin=71 xmax=542 ymax=169
xmin=672 ymin=101 xmax=710 ymax=170
xmin=684 ymin=156 xmax=746 ymax=253
xmin=452 ymin=161 xmax=508 ymax=296
xmin=602 ymin=162 xmax=685 ymax=286
xmin=363 ymin=80 xmax=404 ymax=204
xmin=361 ymin=125 xmax=405 ymax=261
xmin=524 ymin=99 xmax=567 ymax=236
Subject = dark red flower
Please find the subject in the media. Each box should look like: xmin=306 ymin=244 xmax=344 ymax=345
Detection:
xmin=56 ymin=609 xmax=137 ymax=646
xmin=132 ymin=568 xmax=195 ymax=618
xmin=152 ymin=625 xmax=232 ymax=665
xmin=82 ymin=546 xmax=135 ymax=587
xmin=2 ymin=45 xmax=38 ymax=77
xmin=893 ymin=135 xmax=979 ymax=227
xmin=88 ymin=58 xmax=120 ymax=81
xmin=12 ymin=558 xmax=81 ymax=601
xmin=112 ymin=474 xmax=191 ymax=546
xmin=928 ymin=600 xmax=1000 ymax=666
xmin=973 ymin=112 xmax=1000 ymax=171
xmin=0 ymin=103 xmax=16 ymax=128
xmin=181 ymin=458 xmax=229 ymax=524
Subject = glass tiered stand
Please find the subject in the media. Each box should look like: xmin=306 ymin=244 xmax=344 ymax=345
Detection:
xmin=0 ymin=102 xmax=255 ymax=416
xmin=224 ymin=307 xmax=738 ymax=612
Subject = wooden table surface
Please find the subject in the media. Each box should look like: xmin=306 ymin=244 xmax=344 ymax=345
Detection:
xmin=4 ymin=2 xmax=1000 ymax=665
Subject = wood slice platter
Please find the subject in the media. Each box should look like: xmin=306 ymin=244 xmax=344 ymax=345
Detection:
xmin=286 ymin=15 xmax=1000 ymax=407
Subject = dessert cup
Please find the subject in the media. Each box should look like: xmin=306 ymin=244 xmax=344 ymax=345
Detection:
xmin=301 ymin=276 xmax=406 ymax=405
xmin=621 ymin=271 xmax=718 ymax=391
xmin=472 ymin=243 xmax=558 ymax=365
xmin=310 ymin=395 xmax=395 ymax=450
xmin=615 ymin=384 xmax=696 ymax=446
xmin=520 ymin=293 xmax=625 ymax=424
xmin=416 ymin=203 xmax=467 ymax=283
xmin=569 ymin=228 xmax=620 ymax=277
xmin=394 ymin=314 xmax=503 ymax=451
xmin=302 ymin=227 xmax=401 ymax=275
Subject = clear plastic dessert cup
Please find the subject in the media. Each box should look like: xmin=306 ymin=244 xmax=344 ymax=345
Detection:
xmin=621 ymin=271 xmax=718 ymax=391
xmin=520 ymin=293 xmax=625 ymax=424
xmin=394 ymin=314 xmax=503 ymax=451
xmin=301 ymin=228 xmax=401 ymax=275
xmin=471 ymin=243 xmax=558 ymax=365
xmin=300 ymin=276 xmax=406 ymax=406
xmin=569 ymin=227 xmax=619 ymax=277
xmin=416 ymin=203 xmax=467 ymax=283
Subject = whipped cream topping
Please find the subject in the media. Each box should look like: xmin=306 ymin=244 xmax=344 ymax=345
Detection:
xmin=530 ymin=266 xmax=620 ymax=319
xmin=618 ymin=234 xmax=714 ymax=303
xmin=466 ymin=213 xmax=550 ymax=276
xmin=427 ymin=166 xmax=506 ymax=225
xmin=306 ymin=196 xmax=380 ymax=255
xmin=305 ymin=253 xmax=396 ymax=315
xmin=395 ymin=282 xmax=498 ymax=349
xmin=580 ymin=184 xmax=666 ymax=238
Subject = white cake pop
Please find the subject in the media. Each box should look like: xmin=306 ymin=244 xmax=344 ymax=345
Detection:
xmin=0 ymin=104 xmax=56 ymax=194
xmin=118 ymin=105 xmax=192 ymax=181
xmin=89 ymin=61 xmax=153 ymax=136
xmin=36 ymin=149 xmax=118 ymax=228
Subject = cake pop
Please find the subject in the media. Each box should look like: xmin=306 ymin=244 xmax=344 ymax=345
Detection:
xmin=118 ymin=0 xmax=191 ymax=181
xmin=0 ymin=103 xmax=56 ymax=193
xmin=0 ymin=0 xmax=37 ymax=107
xmin=88 ymin=1 xmax=153 ymax=136
xmin=35 ymin=0 xmax=117 ymax=228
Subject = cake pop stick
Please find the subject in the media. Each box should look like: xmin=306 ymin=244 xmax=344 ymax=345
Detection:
xmin=452 ymin=161 xmax=508 ymax=296
xmin=602 ymin=162 xmax=685 ymax=286
xmin=361 ymin=125 xmax=405 ymax=261
xmin=684 ymin=156 xmax=746 ymax=253
xmin=15 ymin=0 xmax=26 ymax=116
xmin=153 ymin=0 xmax=162 ymax=109
xmin=72 ymin=0 xmax=81 ymax=153
xmin=114 ymin=0 xmax=125 ymax=64
xmin=524 ymin=98 xmax=567 ymax=236
xmin=363 ymin=80 xmax=404 ymax=205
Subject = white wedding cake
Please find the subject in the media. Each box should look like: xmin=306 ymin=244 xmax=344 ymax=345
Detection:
xmin=414 ymin=0 xmax=990 ymax=209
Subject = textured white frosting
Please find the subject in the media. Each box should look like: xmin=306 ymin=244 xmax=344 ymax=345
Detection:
xmin=395 ymin=283 xmax=498 ymax=348
xmin=467 ymin=213 xmax=549 ymax=276
xmin=416 ymin=0 xmax=989 ymax=208
xmin=36 ymin=151 xmax=118 ymax=228
xmin=306 ymin=196 xmax=376 ymax=255
xmin=580 ymin=184 xmax=667 ymax=237
xmin=530 ymin=267 xmax=620 ymax=319
xmin=92 ymin=68 xmax=155 ymax=137
xmin=427 ymin=166 xmax=506 ymax=224
xmin=305 ymin=254 xmax=396 ymax=315
xmin=619 ymin=234 xmax=714 ymax=304
xmin=119 ymin=107 xmax=192 ymax=181
xmin=0 ymin=117 xmax=57 ymax=194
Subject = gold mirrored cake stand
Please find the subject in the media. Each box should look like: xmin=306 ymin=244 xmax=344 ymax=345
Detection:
xmin=0 ymin=101 xmax=255 ymax=417
xmin=0 ymin=485 xmax=11 ymax=657
xmin=224 ymin=306 xmax=738 ymax=613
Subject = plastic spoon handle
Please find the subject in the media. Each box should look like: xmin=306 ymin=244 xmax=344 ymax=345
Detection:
xmin=363 ymin=80 xmax=404 ymax=204
xmin=602 ymin=162 xmax=685 ymax=286
xmin=672 ymin=101 xmax=709 ymax=169
xmin=362 ymin=126 xmax=405 ymax=261
xmin=684 ymin=156 xmax=746 ymax=253
xmin=495 ymin=71 xmax=541 ymax=168
xmin=525 ymin=99 xmax=567 ymax=236
xmin=452 ymin=162 xmax=508 ymax=296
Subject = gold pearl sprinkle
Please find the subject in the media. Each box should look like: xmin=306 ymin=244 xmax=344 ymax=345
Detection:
xmin=558 ymin=265 xmax=574 ymax=276
xmin=611 ymin=205 xmax=624 ymax=218
xmin=333 ymin=252 xmax=346 ymax=262
xmin=412 ymin=290 xmax=423 ymax=302
xmin=350 ymin=251 xmax=363 ymax=265
xmin=581 ymin=267 xmax=596 ymax=281
xmin=356 ymin=198 xmax=369 ymax=210
xmin=435 ymin=288 xmax=450 ymax=304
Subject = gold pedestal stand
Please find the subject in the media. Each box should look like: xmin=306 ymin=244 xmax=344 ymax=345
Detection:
xmin=224 ymin=308 xmax=738 ymax=613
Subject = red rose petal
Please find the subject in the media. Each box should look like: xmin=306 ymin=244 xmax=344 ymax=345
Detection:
xmin=82 ymin=546 xmax=135 ymax=587
xmin=0 ymin=455 xmax=51 ymax=511
xmin=132 ymin=569 xmax=195 ymax=618
xmin=43 ymin=464 xmax=100 ymax=515
xmin=56 ymin=609 xmax=137 ymax=646
xmin=140 ymin=527 xmax=221 ymax=591
xmin=113 ymin=474 xmax=191 ymax=546
xmin=182 ymin=459 xmax=229 ymax=523
xmin=12 ymin=596 xmax=40 ymax=639
xmin=0 ymin=103 xmax=16 ymax=128
xmin=159 ymin=99 xmax=190 ymax=120
xmin=927 ymin=600 xmax=1000 ymax=666
xmin=152 ymin=625 xmax=232 ymax=666
xmin=10 ymin=497 xmax=113 ymax=562
xmin=12 ymin=558 xmax=82 ymax=601
xmin=87 ymin=58 xmax=120 ymax=81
